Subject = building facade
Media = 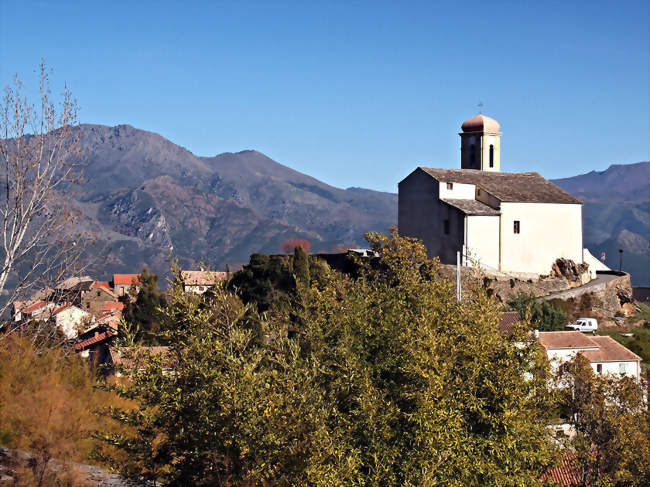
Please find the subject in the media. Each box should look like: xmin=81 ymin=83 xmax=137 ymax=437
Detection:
xmin=398 ymin=114 xmax=585 ymax=275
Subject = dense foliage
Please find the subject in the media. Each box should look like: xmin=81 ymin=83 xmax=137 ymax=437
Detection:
xmin=508 ymin=293 xmax=568 ymax=331
xmin=103 ymin=231 xmax=557 ymax=486
xmin=0 ymin=331 xmax=128 ymax=486
xmin=554 ymin=355 xmax=650 ymax=486
xmin=122 ymin=267 xmax=167 ymax=344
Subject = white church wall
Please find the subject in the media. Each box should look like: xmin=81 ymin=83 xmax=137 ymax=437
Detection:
xmin=499 ymin=202 xmax=583 ymax=274
xmin=465 ymin=215 xmax=500 ymax=271
xmin=439 ymin=181 xmax=475 ymax=199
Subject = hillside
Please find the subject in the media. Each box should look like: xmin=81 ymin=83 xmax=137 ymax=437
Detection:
xmin=24 ymin=124 xmax=647 ymax=285
xmin=552 ymin=162 xmax=650 ymax=285
xmin=70 ymin=124 xmax=397 ymax=277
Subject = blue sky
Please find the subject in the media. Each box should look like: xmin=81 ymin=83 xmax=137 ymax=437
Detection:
xmin=1 ymin=0 xmax=648 ymax=192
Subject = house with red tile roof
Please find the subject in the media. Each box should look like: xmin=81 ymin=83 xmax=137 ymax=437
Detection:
xmin=112 ymin=273 xmax=140 ymax=297
xmin=538 ymin=331 xmax=642 ymax=380
xmin=81 ymin=285 xmax=118 ymax=316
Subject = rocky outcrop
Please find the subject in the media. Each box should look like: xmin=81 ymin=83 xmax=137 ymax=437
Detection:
xmin=546 ymin=258 xmax=591 ymax=287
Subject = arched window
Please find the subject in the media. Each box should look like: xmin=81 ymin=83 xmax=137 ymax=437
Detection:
xmin=489 ymin=144 xmax=494 ymax=168
xmin=469 ymin=144 xmax=476 ymax=167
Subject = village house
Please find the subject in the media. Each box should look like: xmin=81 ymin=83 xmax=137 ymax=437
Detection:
xmin=81 ymin=284 xmax=119 ymax=316
xmin=181 ymin=270 xmax=228 ymax=294
xmin=398 ymin=114 xmax=605 ymax=276
xmin=52 ymin=303 xmax=91 ymax=339
xmin=112 ymin=273 xmax=141 ymax=297
xmin=538 ymin=331 xmax=642 ymax=380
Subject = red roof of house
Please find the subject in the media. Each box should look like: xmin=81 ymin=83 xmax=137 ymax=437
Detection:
xmin=538 ymin=331 xmax=598 ymax=350
xmin=53 ymin=302 xmax=74 ymax=315
xmin=91 ymin=281 xmax=111 ymax=290
xmin=498 ymin=311 xmax=521 ymax=335
xmin=21 ymin=300 xmax=48 ymax=314
xmin=103 ymin=301 xmax=125 ymax=312
xmin=542 ymin=452 xmax=584 ymax=486
xmin=113 ymin=274 xmax=140 ymax=286
xmin=581 ymin=336 xmax=641 ymax=362
xmin=74 ymin=329 xmax=117 ymax=351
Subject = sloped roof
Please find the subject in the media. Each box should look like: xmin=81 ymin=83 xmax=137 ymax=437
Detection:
xmin=582 ymin=336 xmax=641 ymax=362
xmin=21 ymin=300 xmax=49 ymax=314
xmin=461 ymin=114 xmax=500 ymax=133
xmin=542 ymin=452 xmax=583 ymax=486
xmin=113 ymin=274 xmax=140 ymax=286
xmin=441 ymin=198 xmax=500 ymax=216
xmin=538 ymin=331 xmax=598 ymax=350
xmin=419 ymin=168 xmax=582 ymax=204
xmin=103 ymin=301 xmax=125 ymax=313
xmin=75 ymin=329 xmax=117 ymax=351
xmin=91 ymin=281 xmax=111 ymax=291
xmin=56 ymin=276 xmax=93 ymax=290
xmin=498 ymin=311 xmax=522 ymax=335
xmin=181 ymin=270 xmax=228 ymax=286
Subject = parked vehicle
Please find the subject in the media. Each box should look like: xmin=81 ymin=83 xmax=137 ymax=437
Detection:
xmin=566 ymin=318 xmax=598 ymax=333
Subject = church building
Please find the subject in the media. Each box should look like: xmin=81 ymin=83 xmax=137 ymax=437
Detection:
xmin=398 ymin=114 xmax=587 ymax=275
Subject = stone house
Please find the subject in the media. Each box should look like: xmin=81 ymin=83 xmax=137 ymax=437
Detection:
xmin=81 ymin=285 xmax=118 ymax=317
xmin=53 ymin=303 xmax=91 ymax=339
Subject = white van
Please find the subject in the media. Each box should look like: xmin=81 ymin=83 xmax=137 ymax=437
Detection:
xmin=566 ymin=318 xmax=598 ymax=333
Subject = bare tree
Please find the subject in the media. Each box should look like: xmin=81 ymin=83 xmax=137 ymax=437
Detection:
xmin=0 ymin=61 xmax=86 ymax=322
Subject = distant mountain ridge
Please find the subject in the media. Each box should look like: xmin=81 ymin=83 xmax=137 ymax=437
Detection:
xmin=552 ymin=162 xmax=650 ymax=285
xmin=61 ymin=124 xmax=648 ymax=285
xmin=71 ymin=124 xmax=396 ymax=277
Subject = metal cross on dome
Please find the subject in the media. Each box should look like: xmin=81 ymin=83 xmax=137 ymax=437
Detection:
xmin=477 ymin=101 xmax=484 ymax=114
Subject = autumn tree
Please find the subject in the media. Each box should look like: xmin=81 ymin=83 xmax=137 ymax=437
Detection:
xmin=280 ymin=238 xmax=310 ymax=254
xmin=102 ymin=230 xmax=557 ymax=486
xmin=554 ymin=355 xmax=650 ymax=486
xmin=0 ymin=331 xmax=128 ymax=486
xmin=0 ymin=61 xmax=85 ymax=319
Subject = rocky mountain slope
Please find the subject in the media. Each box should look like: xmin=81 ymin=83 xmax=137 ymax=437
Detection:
xmin=56 ymin=125 xmax=648 ymax=286
xmin=71 ymin=124 xmax=396 ymax=277
xmin=552 ymin=162 xmax=650 ymax=285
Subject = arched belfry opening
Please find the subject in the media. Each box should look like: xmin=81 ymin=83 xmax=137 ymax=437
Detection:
xmin=459 ymin=114 xmax=501 ymax=171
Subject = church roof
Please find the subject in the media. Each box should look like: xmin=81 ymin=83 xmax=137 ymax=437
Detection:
xmin=441 ymin=198 xmax=500 ymax=215
xmin=419 ymin=168 xmax=582 ymax=204
xmin=461 ymin=114 xmax=500 ymax=133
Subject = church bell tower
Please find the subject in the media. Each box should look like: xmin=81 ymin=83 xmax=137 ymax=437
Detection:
xmin=459 ymin=114 xmax=501 ymax=171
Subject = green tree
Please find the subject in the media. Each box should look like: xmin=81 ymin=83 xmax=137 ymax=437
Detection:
xmin=102 ymin=230 xmax=557 ymax=486
xmin=509 ymin=293 xmax=567 ymax=331
xmin=122 ymin=267 xmax=166 ymax=344
xmin=554 ymin=355 xmax=650 ymax=486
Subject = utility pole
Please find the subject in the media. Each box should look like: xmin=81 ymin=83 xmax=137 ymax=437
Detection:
xmin=618 ymin=248 xmax=624 ymax=272
xmin=456 ymin=251 xmax=462 ymax=302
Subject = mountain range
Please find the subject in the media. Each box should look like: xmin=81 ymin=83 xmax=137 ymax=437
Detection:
xmin=67 ymin=124 xmax=648 ymax=285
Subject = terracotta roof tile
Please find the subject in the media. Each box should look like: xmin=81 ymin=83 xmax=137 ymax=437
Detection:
xmin=113 ymin=274 xmax=140 ymax=286
xmin=538 ymin=331 xmax=598 ymax=350
xmin=91 ymin=281 xmax=111 ymax=290
xmin=21 ymin=300 xmax=49 ymax=314
xmin=74 ymin=329 xmax=117 ymax=351
xmin=498 ymin=311 xmax=522 ymax=335
xmin=542 ymin=452 xmax=584 ymax=486
xmin=103 ymin=301 xmax=125 ymax=312
xmin=581 ymin=336 xmax=641 ymax=362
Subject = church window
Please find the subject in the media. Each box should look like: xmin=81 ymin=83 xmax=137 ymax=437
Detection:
xmin=447 ymin=182 xmax=453 ymax=190
xmin=513 ymin=221 xmax=520 ymax=234
xmin=489 ymin=144 xmax=494 ymax=167
xmin=469 ymin=144 xmax=476 ymax=167
xmin=444 ymin=219 xmax=450 ymax=235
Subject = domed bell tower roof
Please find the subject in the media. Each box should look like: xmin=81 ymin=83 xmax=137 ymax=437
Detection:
xmin=461 ymin=114 xmax=500 ymax=133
